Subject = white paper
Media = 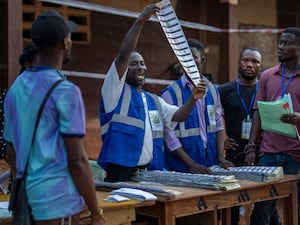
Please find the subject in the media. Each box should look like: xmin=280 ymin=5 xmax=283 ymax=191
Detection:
xmin=111 ymin=188 xmax=157 ymax=201
xmin=156 ymin=0 xmax=201 ymax=86
xmin=0 ymin=202 xmax=9 ymax=209
xmin=104 ymin=194 xmax=130 ymax=202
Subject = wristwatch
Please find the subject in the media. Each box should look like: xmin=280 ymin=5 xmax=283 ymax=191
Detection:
xmin=91 ymin=208 xmax=104 ymax=221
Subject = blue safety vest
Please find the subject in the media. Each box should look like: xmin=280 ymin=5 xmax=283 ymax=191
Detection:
xmin=98 ymin=84 xmax=164 ymax=170
xmin=162 ymin=79 xmax=218 ymax=172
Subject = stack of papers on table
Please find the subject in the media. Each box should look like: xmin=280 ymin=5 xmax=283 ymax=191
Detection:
xmin=111 ymin=188 xmax=157 ymax=201
xmin=95 ymin=180 xmax=169 ymax=194
xmin=209 ymin=165 xmax=284 ymax=182
xmin=132 ymin=170 xmax=241 ymax=190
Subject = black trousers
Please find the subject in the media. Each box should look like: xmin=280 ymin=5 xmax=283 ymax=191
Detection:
xmin=104 ymin=162 xmax=148 ymax=182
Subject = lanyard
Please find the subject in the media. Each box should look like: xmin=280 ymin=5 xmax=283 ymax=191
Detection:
xmin=236 ymin=80 xmax=258 ymax=118
xmin=281 ymin=64 xmax=300 ymax=97
xmin=281 ymin=64 xmax=294 ymax=97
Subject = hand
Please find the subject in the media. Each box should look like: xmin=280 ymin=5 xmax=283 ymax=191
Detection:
xmin=91 ymin=218 xmax=105 ymax=225
xmin=281 ymin=112 xmax=300 ymax=125
xmin=244 ymin=152 xmax=256 ymax=166
xmin=192 ymin=79 xmax=206 ymax=101
xmin=188 ymin=162 xmax=213 ymax=174
xmin=90 ymin=208 xmax=105 ymax=225
xmin=218 ymin=158 xmax=234 ymax=169
xmin=224 ymin=138 xmax=238 ymax=151
xmin=138 ymin=4 xmax=161 ymax=23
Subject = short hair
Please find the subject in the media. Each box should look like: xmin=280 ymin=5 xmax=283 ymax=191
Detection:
xmin=187 ymin=39 xmax=206 ymax=56
xmin=282 ymin=27 xmax=300 ymax=45
xmin=239 ymin=47 xmax=262 ymax=60
xmin=282 ymin=27 xmax=300 ymax=39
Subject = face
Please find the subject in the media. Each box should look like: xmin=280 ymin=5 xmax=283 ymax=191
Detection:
xmin=190 ymin=47 xmax=206 ymax=72
xmin=63 ymin=33 xmax=72 ymax=64
xmin=278 ymin=32 xmax=300 ymax=63
xmin=238 ymin=49 xmax=262 ymax=81
xmin=126 ymin=52 xmax=147 ymax=88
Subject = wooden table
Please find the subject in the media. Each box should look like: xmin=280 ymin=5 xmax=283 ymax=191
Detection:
xmin=95 ymin=191 xmax=155 ymax=225
xmin=0 ymin=218 xmax=10 ymax=225
xmin=136 ymin=175 xmax=299 ymax=225
xmin=0 ymin=191 xmax=155 ymax=225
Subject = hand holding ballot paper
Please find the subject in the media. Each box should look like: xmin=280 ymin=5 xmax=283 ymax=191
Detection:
xmin=257 ymin=93 xmax=299 ymax=139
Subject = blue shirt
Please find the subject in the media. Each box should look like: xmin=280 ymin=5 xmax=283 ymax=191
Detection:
xmin=4 ymin=67 xmax=85 ymax=220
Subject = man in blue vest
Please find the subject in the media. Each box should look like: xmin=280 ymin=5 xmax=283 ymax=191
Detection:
xmin=98 ymin=4 xmax=206 ymax=182
xmin=161 ymin=39 xmax=233 ymax=174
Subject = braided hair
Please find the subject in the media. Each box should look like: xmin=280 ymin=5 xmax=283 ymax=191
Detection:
xmin=18 ymin=43 xmax=39 ymax=74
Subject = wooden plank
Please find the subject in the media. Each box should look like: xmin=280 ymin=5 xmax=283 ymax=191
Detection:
xmin=104 ymin=208 xmax=135 ymax=225
xmin=80 ymin=207 xmax=134 ymax=225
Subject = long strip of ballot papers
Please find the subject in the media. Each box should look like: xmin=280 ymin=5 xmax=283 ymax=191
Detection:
xmin=209 ymin=165 xmax=284 ymax=182
xmin=156 ymin=0 xmax=202 ymax=86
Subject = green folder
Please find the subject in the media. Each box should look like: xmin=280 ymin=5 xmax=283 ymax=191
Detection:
xmin=257 ymin=97 xmax=296 ymax=138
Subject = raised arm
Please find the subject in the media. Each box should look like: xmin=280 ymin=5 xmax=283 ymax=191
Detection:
xmin=172 ymin=79 xmax=206 ymax=122
xmin=115 ymin=4 xmax=160 ymax=79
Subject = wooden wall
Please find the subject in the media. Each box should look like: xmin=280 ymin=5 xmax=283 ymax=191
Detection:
xmin=238 ymin=0 xmax=278 ymax=74
xmin=1 ymin=0 xmax=282 ymax=162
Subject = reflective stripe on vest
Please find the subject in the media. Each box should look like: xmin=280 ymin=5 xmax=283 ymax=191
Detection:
xmin=101 ymin=85 xmax=163 ymax=139
xmin=170 ymin=82 xmax=186 ymax=134
xmin=170 ymin=81 xmax=216 ymax=137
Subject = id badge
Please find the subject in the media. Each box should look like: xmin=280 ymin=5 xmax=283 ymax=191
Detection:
xmin=207 ymin=105 xmax=216 ymax=126
xmin=241 ymin=116 xmax=252 ymax=140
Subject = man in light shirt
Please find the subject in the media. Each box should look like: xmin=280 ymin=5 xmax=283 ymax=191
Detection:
xmin=98 ymin=4 xmax=206 ymax=182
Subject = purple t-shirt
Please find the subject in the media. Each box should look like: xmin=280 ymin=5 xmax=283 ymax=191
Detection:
xmin=253 ymin=64 xmax=300 ymax=162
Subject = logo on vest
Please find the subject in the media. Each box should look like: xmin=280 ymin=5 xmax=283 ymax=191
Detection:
xmin=148 ymin=110 xmax=163 ymax=131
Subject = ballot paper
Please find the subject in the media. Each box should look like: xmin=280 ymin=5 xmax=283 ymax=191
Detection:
xmin=104 ymin=194 xmax=130 ymax=202
xmin=0 ymin=202 xmax=8 ymax=209
xmin=257 ymin=93 xmax=296 ymax=138
xmin=156 ymin=0 xmax=202 ymax=86
xmin=0 ymin=208 xmax=11 ymax=219
xmin=111 ymin=188 xmax=158 ymax=201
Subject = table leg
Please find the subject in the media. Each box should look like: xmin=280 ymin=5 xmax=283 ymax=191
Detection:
xmin=282 ymin=180 xmax=298 ymax=225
